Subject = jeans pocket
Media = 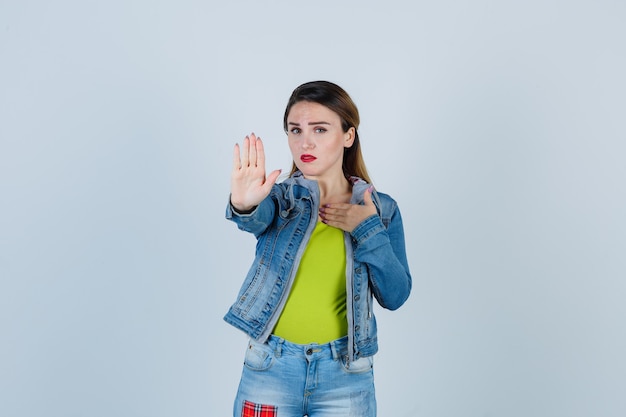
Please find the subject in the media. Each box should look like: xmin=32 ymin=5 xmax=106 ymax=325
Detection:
xmin=340 ymin=355 xmax=373 ymax=374
xmin=243 ymin=339 xmax=275 ymax=371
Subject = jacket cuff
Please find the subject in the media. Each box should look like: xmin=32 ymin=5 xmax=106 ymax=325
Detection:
xmin=225 ymin=196 xmax=258 ymax=220
xmin=350 ymin=214 xmax=385 ymax=245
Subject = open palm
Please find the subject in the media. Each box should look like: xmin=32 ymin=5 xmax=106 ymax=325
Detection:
xmin=230 ymin=133 xmax=281 ymax=212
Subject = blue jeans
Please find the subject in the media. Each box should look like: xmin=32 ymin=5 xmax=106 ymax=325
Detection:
xmin=233 ymin=335 xmax=377 ymax=417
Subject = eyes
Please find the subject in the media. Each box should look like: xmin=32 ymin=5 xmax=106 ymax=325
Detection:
xmin=289 ymin=127 xmax=327 ymax=135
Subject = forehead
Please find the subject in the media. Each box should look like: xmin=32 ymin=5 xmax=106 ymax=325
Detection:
xmin=287 ymin=101 xmax=340 ymax=123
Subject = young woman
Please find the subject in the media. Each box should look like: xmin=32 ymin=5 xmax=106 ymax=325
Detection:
xmin=225 ymin=81 xmax=412 ymax=417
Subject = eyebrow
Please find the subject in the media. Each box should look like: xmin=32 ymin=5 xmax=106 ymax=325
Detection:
xmin=288 ymin=121 xmax=331 ymax=126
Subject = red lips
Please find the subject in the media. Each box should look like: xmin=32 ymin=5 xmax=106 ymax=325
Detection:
xmin=300 ymin=154 xmax=317 ymax=163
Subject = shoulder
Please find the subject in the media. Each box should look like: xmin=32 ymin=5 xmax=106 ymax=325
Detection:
xmin=371 ymin=190 xmax=403 ymax=229
xmin=373 ymin=190 xmax=398 ymax=212
xmin=374 ymin=190 xmax=396 ymax=205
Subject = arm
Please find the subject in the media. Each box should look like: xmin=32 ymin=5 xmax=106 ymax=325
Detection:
xmin=318 ymin=189 xmax=412 ymax=310
xmin=226 ymin=192 xmax=277 ymax=237
xmin=350 ymin=205 xmax=412 ymax=310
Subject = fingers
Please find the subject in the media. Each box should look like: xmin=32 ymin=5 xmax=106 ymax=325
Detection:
xmin=318 ymin=204 xmax=349 ymax=223
xmin=319 ymin=187 xmax=377 ymax=232
xmin=236 ymin=133 xmax=264 ymax=169
xmin=248 ymin=133 xmax=258 ymax=167
xmin=256 ymin=135 xmax=266 ymax=169
xmin=264 ymin=169 xmax=282 ymax=191
xmin=232 ymin=143 xmax=241 ymax=171
xmin=240 ymin=135 xmax=250 ymax=168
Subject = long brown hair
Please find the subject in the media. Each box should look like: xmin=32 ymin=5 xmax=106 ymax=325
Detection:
xmin=283 ymin=81 xmax=371 ymax=183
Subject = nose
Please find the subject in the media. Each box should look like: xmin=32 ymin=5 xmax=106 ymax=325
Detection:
xmin=302 ymin=133 xmax=315 ymax=150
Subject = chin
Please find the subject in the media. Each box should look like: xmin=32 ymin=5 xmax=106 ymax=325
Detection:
xmin=298 ymin=166 xmax=320 ymax=175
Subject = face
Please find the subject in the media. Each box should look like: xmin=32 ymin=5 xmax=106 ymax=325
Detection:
xmin=286 ymin=101 xmax=355 ymax=181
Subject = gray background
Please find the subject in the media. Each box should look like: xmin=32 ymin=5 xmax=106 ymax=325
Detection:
xmin=1 ymin=1 xmax=624 ymax=416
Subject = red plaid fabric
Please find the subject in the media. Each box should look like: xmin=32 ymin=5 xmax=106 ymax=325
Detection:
xmin=241 ymin=400 xmax=277 ymax=417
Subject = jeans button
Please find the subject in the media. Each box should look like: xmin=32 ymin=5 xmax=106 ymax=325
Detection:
xmin=306 ymin=348 xmax=313 ymax=355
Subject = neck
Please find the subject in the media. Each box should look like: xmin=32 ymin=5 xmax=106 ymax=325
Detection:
xmin=316 ymin=175 xmax=352 ymax=205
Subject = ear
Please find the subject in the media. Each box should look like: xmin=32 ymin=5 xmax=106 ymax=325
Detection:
xmin=344 ymin=127 xmax=356 ymax=148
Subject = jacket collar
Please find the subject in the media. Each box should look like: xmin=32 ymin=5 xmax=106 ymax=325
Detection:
xmin=286 ymin=170 xmax=371 ymax=202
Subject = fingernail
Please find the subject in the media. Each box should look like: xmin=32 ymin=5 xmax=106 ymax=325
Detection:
xmin=368 ymin=185 xmax=374 ymax=192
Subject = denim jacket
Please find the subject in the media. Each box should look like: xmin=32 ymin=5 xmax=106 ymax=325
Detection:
xmin=224 ymin=172 xmax=412 ymax=361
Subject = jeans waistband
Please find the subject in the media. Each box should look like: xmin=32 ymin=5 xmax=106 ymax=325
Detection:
xmin=267 ymin=335 xmax=349 ymax=360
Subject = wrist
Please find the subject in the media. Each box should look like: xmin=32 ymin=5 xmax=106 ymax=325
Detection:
xmin=230 ymin=196 xmax=256 ymax=214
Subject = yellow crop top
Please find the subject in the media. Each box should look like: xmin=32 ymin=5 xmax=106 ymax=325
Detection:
xmin=272 ymin=221 xmax=347 ymax=344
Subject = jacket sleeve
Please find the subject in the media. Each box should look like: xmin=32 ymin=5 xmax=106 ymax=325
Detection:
xmin=350 ymin=203 xmax=412 ymax=310
xmin=225 ymin=193 xmax=277 ymax=238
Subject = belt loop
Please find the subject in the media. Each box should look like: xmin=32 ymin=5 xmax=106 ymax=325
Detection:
xmin=330 ymin=340 xmax=339 ymax=360
xmin=274 ymin=337 xmax=284 ymax=358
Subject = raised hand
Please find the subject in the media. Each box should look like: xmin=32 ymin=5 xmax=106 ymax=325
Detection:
xmin=230 ymin=133 xmax=281 ymax=213
xmin=318 ymin=186 xmax=378 ymax=232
